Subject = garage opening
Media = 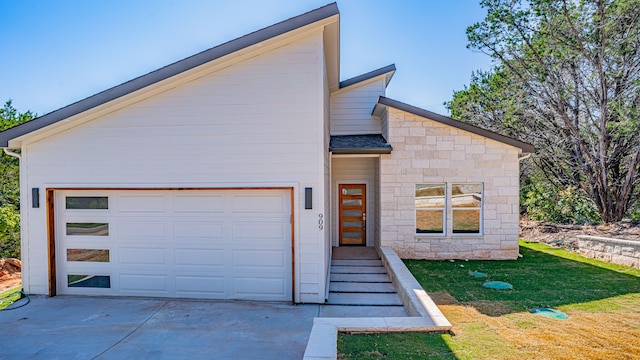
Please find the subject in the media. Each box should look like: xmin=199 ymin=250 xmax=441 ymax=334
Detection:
xmin=49 ymin=189 xmax=294 ymax=301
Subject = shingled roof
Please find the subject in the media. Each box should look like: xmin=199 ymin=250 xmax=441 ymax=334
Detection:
xmin=329 ymin=134 xmax=392 ymax=154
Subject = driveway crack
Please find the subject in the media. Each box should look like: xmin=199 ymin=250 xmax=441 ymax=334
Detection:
xmin=91 ymin=300 xmax=169 ymax=359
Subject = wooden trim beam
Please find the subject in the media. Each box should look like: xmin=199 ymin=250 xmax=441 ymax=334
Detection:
xmin=290 ymin=187 xmax=295 ymax=304
xmin=46 ymin=189 xmax=56 ymax=296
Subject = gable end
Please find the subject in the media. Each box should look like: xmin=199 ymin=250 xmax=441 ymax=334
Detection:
xmin=373 ymin=96 xmax=535 ymax=153
xmin=0 ymin=3 xmax=340 ymax=148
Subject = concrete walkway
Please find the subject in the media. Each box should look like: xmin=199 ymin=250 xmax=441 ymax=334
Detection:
xmin=1 ymin=295 xmax=318 ymax=359
xmin=304 ymin=246 xmax=452 ymax=359
xmin=320 ymin=247 xmax=407 ymax=317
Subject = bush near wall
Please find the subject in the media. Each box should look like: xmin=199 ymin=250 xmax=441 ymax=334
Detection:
xmin=0 ymin=206 xmax=20 ymax=258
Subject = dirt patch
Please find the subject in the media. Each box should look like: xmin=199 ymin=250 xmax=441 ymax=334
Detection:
xmin=0 ymin=258 xmax=22 ymax=292
xmin=466 ymin=300 xmax=514 ymax=317
xmin=520 ymin=219 xmax=640 ymax=251
xmin=428 ymin=291 xmax=461 ymax=305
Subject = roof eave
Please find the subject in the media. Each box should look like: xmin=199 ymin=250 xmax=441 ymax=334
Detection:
xmin=329 ymin=147 xmax=393 ymax=154
xmin=338 ymin=64 xmax=396 ymax=90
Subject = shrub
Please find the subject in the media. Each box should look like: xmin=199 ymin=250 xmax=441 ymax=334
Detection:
xmin=0 ymin=205 xmax=20 ymax=258
xmin=522 ymin=183 xmax=600 ymax=224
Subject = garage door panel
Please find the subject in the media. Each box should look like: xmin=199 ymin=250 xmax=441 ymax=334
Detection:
xmin=232 ymin=222 xmax=286 ymax=242
xmin=232 ymin=194 xmax=287 ymax=214
xmin=64 ymin=263 xmax=112 ymax=275
xmin=120 ymin=274 xmax=168 ymax=293
xmin=234 ymin=277 xmax=286 ymax=298
xmin=57 ymin=189 xmax=292 ymax=301
xmin=173 ymin=195 xmax=225 ymax=213
xmin=175 ymin=276 xmax=225 ymax=296
xmin=233 ymin=250 xmax=286 ymax=268
xmin=117 ymin=195 xmax=167 ymax=212
xmin=174 ymin=249 xmax=224 ymax=267
xmin=174 ymin=221 xmax=224 ymax=241
xmin=118 ymin=221 xmax=167 ymax=240
xmin=119 ymin=247 xmax=167 ymax=265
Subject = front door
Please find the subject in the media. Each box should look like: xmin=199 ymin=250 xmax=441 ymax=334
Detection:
xmin=339 ymin=184 xmax=366 ymax=246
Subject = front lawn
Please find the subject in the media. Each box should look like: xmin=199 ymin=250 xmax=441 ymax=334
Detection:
xmin=338 ymin=241 xmax=640 ymax=359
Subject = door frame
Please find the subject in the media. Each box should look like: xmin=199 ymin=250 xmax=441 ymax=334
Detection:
xmin=337 ymin=183 xmax=367 ymax=246
xmin=46 ymin=187 xmax=295 ymax=302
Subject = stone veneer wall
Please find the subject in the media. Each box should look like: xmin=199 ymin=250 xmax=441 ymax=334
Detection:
xmin=380 ymin=108 xmax=522 ymax=260
xmin=577 ymin=235 xmax=640 ymax=269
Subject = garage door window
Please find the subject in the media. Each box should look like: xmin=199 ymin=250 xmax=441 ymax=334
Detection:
xmin=66 ymin=196 xmax=108 ymax=209
xmin=68 ymin=275 xmax=111 ymax=288
xmin=66 ymin=223 xmax=109 ymax=236
xmin=67 ymin=249 xmax=109 ymax=262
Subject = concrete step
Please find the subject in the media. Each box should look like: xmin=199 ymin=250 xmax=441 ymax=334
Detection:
xmin=330 ymin=265 xmax=386 ymax=274
xmin=319 ymin=305 xmax=408 ymax=318
xmin=330 ymin=273 xmax=392 ymax=283
xmin=329 ymin=281 xmax=396 ymax=293
xmin=326 ymin=292 xmax=404 ymax=306
xmin=332 ymin=247 xmax=379 ymax=260
xmin=331 ymin=259 xmax=383 ymax=267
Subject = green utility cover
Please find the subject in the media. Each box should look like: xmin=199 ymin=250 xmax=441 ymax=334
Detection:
xmin=470 ymin=271 xmax=487 ymax=278
xmin=529 ymin=307 xmax=569 ymax=320
xmin=482 ymin=281 xmax=513 ymax=290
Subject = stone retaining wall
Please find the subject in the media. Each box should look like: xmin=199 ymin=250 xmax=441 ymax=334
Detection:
xmin=577 ymin=235 xmax=640 ymax=269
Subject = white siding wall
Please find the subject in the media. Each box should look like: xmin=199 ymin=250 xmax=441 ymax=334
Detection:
xmin=330 ymin=78 xmax=386 ymax=135
xmin=331 ymin=157 xmax=377 ymax=247
xmin=322 ymin=51 xmax=332 ymax=301
xmin=21 ymin=33 xmax=328 ymax=302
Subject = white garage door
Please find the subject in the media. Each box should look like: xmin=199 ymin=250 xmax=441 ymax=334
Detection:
xmin=56 ymin=189 xmax=292 ymax=301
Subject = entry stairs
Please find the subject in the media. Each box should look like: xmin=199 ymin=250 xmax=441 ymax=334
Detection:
xmin=319 ymin=247 xmax=408 ymax=317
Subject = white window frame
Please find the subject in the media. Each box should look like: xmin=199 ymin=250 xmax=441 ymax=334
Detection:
xmin=415 ymin=182 xmax=484 ymax=236
xmin=415 ymin=183 xmax=446 ymax=236
xmin=451 ymin=183 xmax=483 ymax=236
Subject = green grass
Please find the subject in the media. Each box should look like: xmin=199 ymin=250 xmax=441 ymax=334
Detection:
xmin=404 ymin=241 xmax=640 ymax=315
xmin=0 ymin=286 xmax=23 ymax=310
xmin=338 ymin=241 xmax=640 ymax=359
xmin=338 ymin=332 xmax=457 ymax=360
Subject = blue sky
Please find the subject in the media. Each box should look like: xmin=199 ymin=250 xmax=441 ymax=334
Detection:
xmin=1 ymin=0 xmax=494 ymax=117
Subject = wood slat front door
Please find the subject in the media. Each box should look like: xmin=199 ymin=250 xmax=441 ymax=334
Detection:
xmin=339 ymin=184 xmax=366 ymax=246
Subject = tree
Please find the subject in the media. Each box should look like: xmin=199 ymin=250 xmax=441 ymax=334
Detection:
xmin=0 ymin=101 xmax=36 ymax=258
xmin=449 ymin=0 xmax=640 ymax=222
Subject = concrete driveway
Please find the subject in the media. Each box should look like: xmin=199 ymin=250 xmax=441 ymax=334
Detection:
xmin=1 ymin=295 xmax=319 ymax=359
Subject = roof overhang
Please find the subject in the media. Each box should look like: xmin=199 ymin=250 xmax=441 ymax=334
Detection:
xmin=337 ymin=64 xmax=396 ymax=90
xmin=329 ymin=134 xmax=392 ymax=154
xmin=0 ymin=3 xmax=340 ymax=148
xmin=373 ymin=96 xmax=536 ymax=153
